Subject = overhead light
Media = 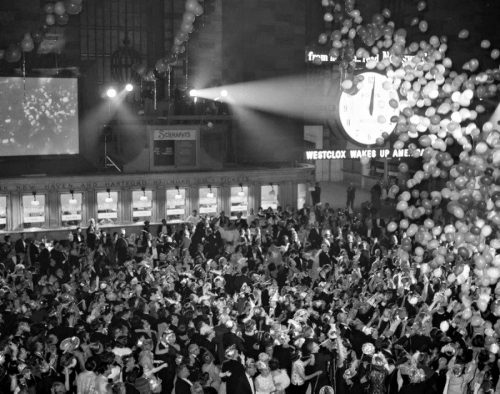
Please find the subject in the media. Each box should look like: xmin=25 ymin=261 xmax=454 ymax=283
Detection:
xmin=106 ymin=87 xmax=117 ymax=98
xmin=220 ymin=89 xmax=228 ymax=97
xmin=238 ymin=183 xmax=245 ymax=197
xmin=174 ymin=186 xmax=183 ymax=200
xmin=139 ymin=187 xmax=148 ymax=201
xmin=269 ymin=183 xmax=276 ymax=196
xmin=69 ymin=190 xmax=77 ymax=204
xmin=31 ymin=191 xmax=40 ymax=206
xmin=206 ymin=185 xmax=214 ymax=199
xmin=125 ymin=83 xmax=134 ymax=92
xmin=105 ymin=188 xmax=113 ymax=203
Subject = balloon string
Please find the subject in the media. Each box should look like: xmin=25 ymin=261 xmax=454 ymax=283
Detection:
xmin=22 ymin=52 xmax=26 ymax=103
xmin=153 ymin=79 xmax=157 ymax=110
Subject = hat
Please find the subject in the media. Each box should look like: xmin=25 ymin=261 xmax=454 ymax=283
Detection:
xmin=343 ymin=369 xmax=357 ymax=380
xmin=60 ymin=336 xmax=80 ymax=354
xmin=258 ymin=353 xmax=270 ymax=363
xmin=225 ymin=345 xmax=237 ymax=359
xmin=199 ymin=323 xmax=214 ymax=336
xmin=362 ymin=342 xmax=375 ymax=356
xmin=372 ymin=353 xmax=386 ymax=367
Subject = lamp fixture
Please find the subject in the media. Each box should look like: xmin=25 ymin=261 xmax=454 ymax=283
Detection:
xmin=125 ymin=83 xmax=134 ymax=92
xmin=105 ymin=188 xmax=113 ymax=203
xmin=269 ymin=183 xmax=276 ymax=196
xmin=69 ymin=190 xmax=77 ymax=205
xmin=238 ymin=183 xmax=245 ymax=197
xmin=31 ymin=191 xmax=40 ymax=206
xmin=106 ymin=87 xmax=117 ymax=98
xmin=206 ymin=185 xmax=214 ymax=199
xmin=174 ymin=186 xmax=183 ymax=200
xmin=139 ymin=187 xmax=148 ymax=201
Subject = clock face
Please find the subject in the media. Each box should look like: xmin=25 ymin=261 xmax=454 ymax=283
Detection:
xmin=339 ymin=71 xmax=400 ymax=146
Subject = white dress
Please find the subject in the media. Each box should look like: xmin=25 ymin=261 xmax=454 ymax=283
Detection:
xmin=254 ymin=373 xmax=276 ymax=394
xmin=272 ymin=369 xmax=291 ymax=394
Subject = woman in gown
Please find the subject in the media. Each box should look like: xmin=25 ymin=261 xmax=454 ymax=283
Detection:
xmin=269 ymin=358 xmax=290 ymax=394
xmin=254 ymin=361 xmax=276 ymax=394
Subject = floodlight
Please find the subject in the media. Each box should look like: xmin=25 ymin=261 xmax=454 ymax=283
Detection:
xmin=106 ymin=88 xmax=117 ymax=98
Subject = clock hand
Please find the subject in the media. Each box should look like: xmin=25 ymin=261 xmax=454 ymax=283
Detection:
xmin=369 ymin=79 xmax=375 ymax=116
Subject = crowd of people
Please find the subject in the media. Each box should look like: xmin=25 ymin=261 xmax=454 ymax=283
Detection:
xmin=0 ymin=191 xmax=498 ymax=394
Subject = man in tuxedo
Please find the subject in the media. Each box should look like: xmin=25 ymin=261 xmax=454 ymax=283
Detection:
xmin=221 ymin=347 xmax=255 ymax=394
xmin=174 ymin=364 xmax=192 ymax=394
xmin=14 ymin=233 xmax=26 ymax=255
xmin=115 ymin=228 xmax=129 ymax=264
xmin=308 ymin=223 xmax=322 ymax=249
xmin=73 ymin=227 xmax=85 ymax=244
xmin=242 ymin=361 xmax=257 ymax=394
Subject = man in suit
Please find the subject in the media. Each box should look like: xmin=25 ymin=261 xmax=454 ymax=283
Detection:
xmin=221 ymin=347 xmax=254 ymax=394
xmin=174 ymin=364 xmax=192 ymax=394
xmin=73 ymin=227 xmax=85 ymax=244
xmin=14 ymin=233 xmax=26 ymax=255
xmin=115 ymin=228 xmax=129 ymax=264
xmin=242 ymin=361 xmax=257 ymax=394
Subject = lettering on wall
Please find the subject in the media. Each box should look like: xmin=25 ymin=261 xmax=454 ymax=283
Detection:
xmin=305 ymin=148 xmax=424 ymax=160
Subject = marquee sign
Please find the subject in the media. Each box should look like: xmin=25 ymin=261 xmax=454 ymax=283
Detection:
xmin=305 ymin=49 xmax=417 ymax=68
xmin=305 ymin=148 xmax=424 ymax=160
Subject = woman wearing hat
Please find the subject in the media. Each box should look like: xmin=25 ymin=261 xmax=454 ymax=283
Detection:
xmin=289 ymin=350 xmax=323 ymax=394
xmin=269 ymin=358 xmax=290 ymax=394
xmin=254 ymin=360 xmax=276 ymax=394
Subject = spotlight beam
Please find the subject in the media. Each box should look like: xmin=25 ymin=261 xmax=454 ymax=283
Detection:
xmin=190 ymin=73 xmax=341 ymax=121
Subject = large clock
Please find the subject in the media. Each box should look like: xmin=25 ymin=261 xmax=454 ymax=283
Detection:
xmin=338 ymin=71 xmax=400 ymax=146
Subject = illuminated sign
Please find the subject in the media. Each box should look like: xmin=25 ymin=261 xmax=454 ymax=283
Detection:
xmin=305 ymin=148 xmax=424 ymax=160
xmin=305 ymin=50 xmax=417 ymax=67
xmin=153 ymin=129 xmax=197 ymax=140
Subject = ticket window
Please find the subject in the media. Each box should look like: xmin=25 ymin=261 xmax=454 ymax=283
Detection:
xmin=60 ymin=191 xmax=83 ymax=227
xmin=132 ymin=189 xmax=153 ymax=223
xmin=22 ymin=192 xmax=47 ymax=229
xmin=260 ymin=184 xmax=279 ymax=210
xmin=166 ymin=187 xmax=186 ymax=224
xmin=96 ymin=190 xmax=118 ymax=225
xmin=0 ymin=196 xmax=7 ymax=230
xmin=230 ymin=185 xmax=248 ymax=219
xmin=199 ymin=186 xmax=218 ymax=217
xmin=297 ymin=183 xmax=307 ymax=210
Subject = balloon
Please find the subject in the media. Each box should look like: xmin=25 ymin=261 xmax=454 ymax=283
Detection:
xmin=185 ymin=0 xmax=200 ymax=13
xmin=5 ymin=45 xmax=21 ymax=63
xmin=458 ymin=29 xmax=469 ymax=39
xmin=324 ymin=12 xmax=333 ymax=22
xmin=418 ymin=20 xmax=428 ymax=33
xmin=492 ymin=49 xmax=500 ymax=60
xmin=65 ymin=1 xmax=82 ymax=15
xmin=44 ymin=3 xmax=55 ymax=13
xmin=399 ymin=162 xmax=409 ymax=173
xmin=387 ymin=221 xmax=398 ymax=232
xmin=194 ymin=4 xmax=204 ymax=16
xmin=54 ymin=1 xmax=66 ymax=15
xmin=46 ymin=13 xmax=56 ymax=25
xmin=56 ymin=13 xmax=69 ymax=25
xmin=183 ymin=12 xmax=195 ymax=23
xmin=180 ymin=22 xmax=194 ymax=34
xmin=481 ymin=40 xmax=491 ymax=49
xmin=471 ymin=314 xmax=483 ymax=327
xmin=417 ymin=1 xmax=426 ymax=11
xmin=21 ymin=33 xmax=34 ymax=52
xmin=440 ymin=321 xmax=449 ymax=332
